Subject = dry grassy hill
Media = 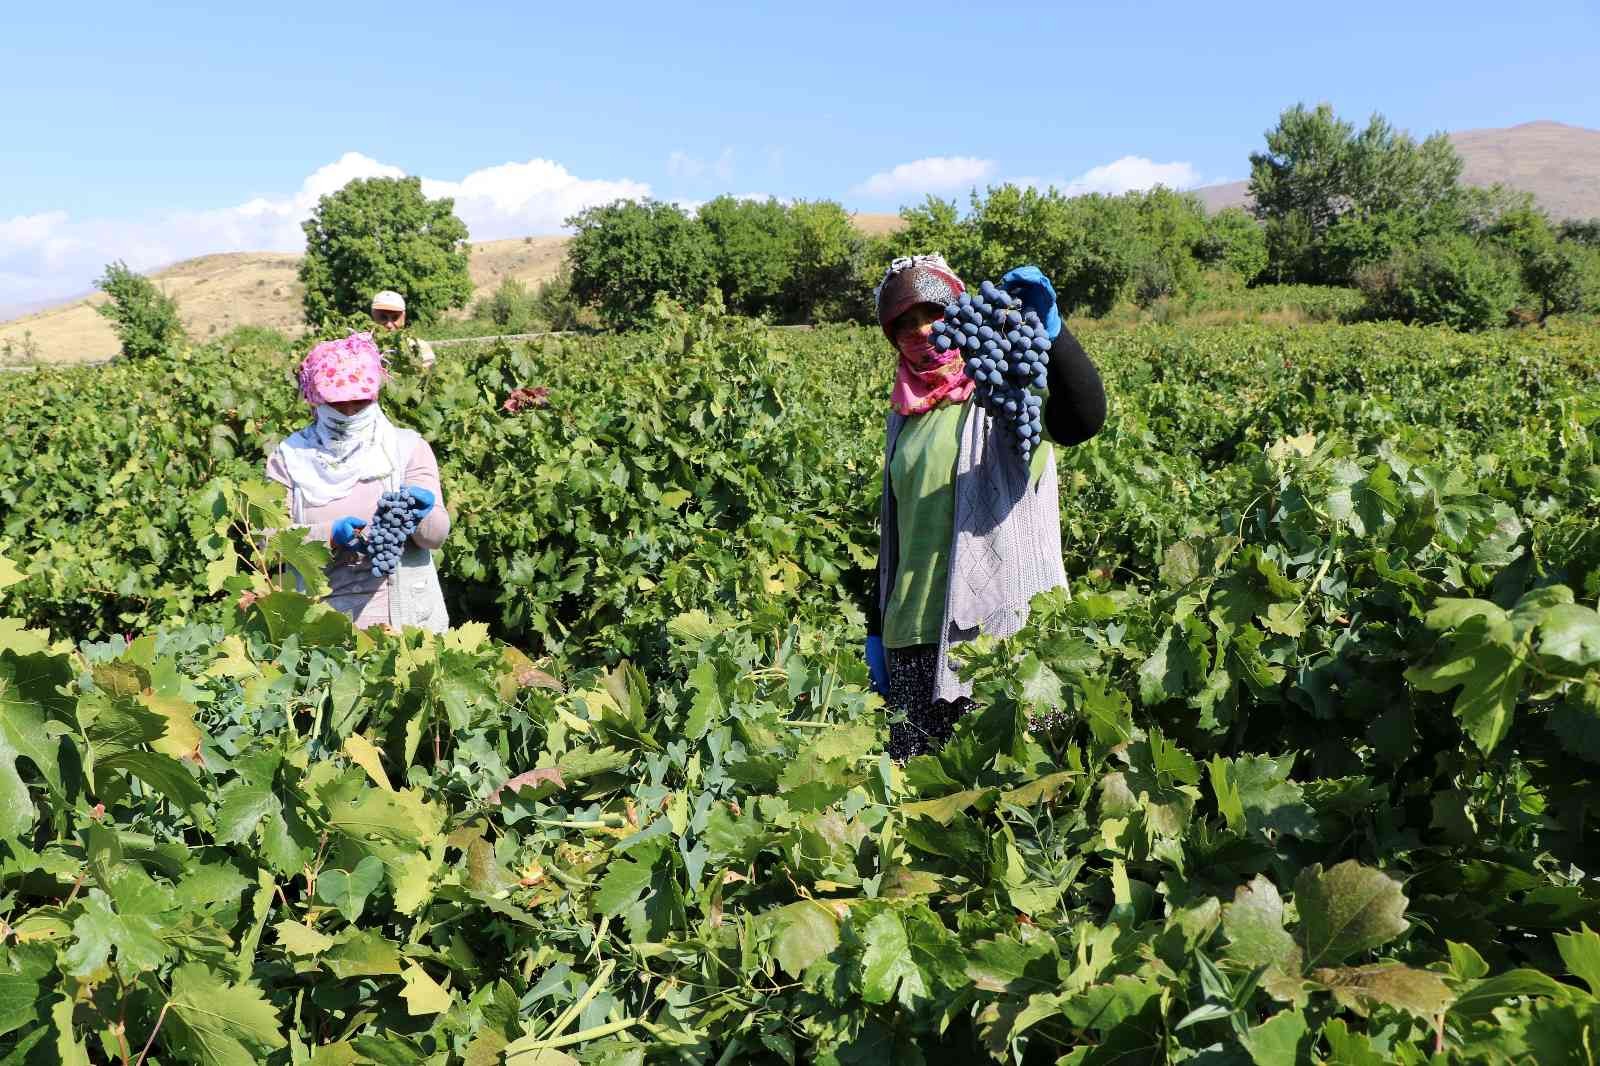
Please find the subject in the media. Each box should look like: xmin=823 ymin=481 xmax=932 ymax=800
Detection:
xmin=1193 ymin=120 xmax=1600 ymax=218
xmin=0 ymin=238 xmax=574 ymax=365
xmin=1 ymin=215 xmax=905 ymax=365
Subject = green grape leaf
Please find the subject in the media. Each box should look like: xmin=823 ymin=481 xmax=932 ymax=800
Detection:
xmin=163 ymin=963 xmax=286 ymax=1066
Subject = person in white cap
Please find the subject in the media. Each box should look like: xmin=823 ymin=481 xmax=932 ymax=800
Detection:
xmin=370 ymin=290 xmax=436 ymax=368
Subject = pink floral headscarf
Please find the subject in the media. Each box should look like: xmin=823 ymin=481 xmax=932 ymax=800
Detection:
xmin=297 ymin=332 xmax=387 ymax=405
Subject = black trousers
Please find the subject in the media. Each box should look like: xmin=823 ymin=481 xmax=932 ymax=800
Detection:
xmin=886 ymin=644 xmax=976 ymax=761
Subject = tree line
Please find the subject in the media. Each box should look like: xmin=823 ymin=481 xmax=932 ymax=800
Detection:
xmin=92 ymin=103 xmax=1600 ymax=362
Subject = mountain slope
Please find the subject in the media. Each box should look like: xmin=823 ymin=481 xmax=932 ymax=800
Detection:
xmin=1193 ymin=121 xmax=1600 ymax=219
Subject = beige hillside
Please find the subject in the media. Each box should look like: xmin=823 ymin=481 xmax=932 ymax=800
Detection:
xmin=1 ymin=237 xmax=573 ymax=365
xmin=2 ymin=215 xmax=905 ymax=366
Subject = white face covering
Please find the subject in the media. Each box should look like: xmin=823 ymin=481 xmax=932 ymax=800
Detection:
xmin=316 ymin=401 xmax=381 ymax=448
xmin=277 ymin=402 xmax=398 ymax=509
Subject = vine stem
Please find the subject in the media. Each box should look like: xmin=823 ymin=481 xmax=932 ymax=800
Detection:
xmin=520 ymin=1017 xmax=638 ymax=1051
xmin=113 ymin=1018 xmax=132 ymax=1066
xmin=133 ymin=1003 xmax=170 ymax=1066
xmin=539 ymin=958 xmax=616 ymax=1040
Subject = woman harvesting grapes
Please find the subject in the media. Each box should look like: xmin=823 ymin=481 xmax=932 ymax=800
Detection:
xmin=265 ymin=333 xmax=451 ymax=632
xmin=868 ymin=256 xmax=1105 ymax=759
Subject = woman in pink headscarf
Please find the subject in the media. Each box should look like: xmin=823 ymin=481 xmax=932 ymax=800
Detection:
xmin=265 ymin=333 xmax=451 ymax=632
xmin=868 ymin=256 xmax=1106 ymax=760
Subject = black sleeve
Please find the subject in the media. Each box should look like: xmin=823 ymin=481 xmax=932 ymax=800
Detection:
xmin=1041 ymin=326 xmax=1107 ymax=446
xmin=862 ymin=558 xmax=882 ymax=637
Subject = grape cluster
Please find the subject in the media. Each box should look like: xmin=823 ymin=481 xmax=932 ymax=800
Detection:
xmin=931 ymin=280 xmax=1051 ymax=460
xmin=358 ymin=490 xmax=426 ymax=578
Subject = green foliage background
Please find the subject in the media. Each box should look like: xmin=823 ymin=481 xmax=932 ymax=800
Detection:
xmin=5 ymin=304 xmax=1600 ymax=1061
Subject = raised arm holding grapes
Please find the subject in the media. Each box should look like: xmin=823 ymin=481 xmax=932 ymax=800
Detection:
xmin=265 ymin=333 xmax=451 ymax=632
xmin=867 ymin=256 xmax=1106 ymax=760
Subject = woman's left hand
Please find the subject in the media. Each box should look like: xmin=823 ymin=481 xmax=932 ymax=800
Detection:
xmin=1001 ymin=266 xmax=1062 ymax=340
xmin=402 ymin=484 xmax=435 ymax=520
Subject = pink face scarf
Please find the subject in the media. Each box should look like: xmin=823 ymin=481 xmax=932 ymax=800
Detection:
xmin=890 ymin=324 xmax=975 ymax=416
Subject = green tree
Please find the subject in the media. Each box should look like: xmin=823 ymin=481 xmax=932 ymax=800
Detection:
xmin=932 ymin=185 xmax=1139 ymax=317
xmin=890 ymin=196 xmax=974 ymax=274
xmin=1319 ymin=209 xmax=1428 ymax=284
xmin=1130 ymin=187 xmax=1207 ymax=301
xmin=565 ymin=200 xmax=716 ymax=330
xmin=1459 ymin=184 xmax=1538 ymax=236
xmin=782 ymin=200 xmax=869 ymax=322
xmin=1249 ymin=103 xmax=1463 ymax=283
xmin=94 ymin=261 xmax=187 ymax=361
xmin=698 ymin=196 xmax=795 ymax=316
xmin=1196 ymin=207 xmax=1268 ymax=283
xmin=887 ymin=184 xmax=1199 ymax=318
xmin=1049 ymin=193 xmax=1144 ymax=316
xmin=298 ymin=176 xmax=471 ymax=327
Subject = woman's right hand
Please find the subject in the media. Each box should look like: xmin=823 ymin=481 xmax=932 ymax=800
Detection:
xmin=866 ymin=635 xmax=890 ymax=696
xmin=331 ymin=516 xmax=368 ymax=549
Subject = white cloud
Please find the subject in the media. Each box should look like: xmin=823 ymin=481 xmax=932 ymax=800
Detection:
xmin=421 ymin=160 xmax=648 ymax=239
xmin=852 ymin=156 xmax=996 ymax=199
xmin=0 ymin=153 xmax=650 ymax=308
xmin=1023 ymin=156 xmax=1204 ymax=197
xmin=666 ymin=147 xmax=734 ymax=182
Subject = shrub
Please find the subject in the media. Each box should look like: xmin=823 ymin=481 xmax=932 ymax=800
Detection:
xmin=1132 ymin=257 xmax=1179 ymax=308
xmin=1196 ymin=208 xmax=1267 ymax=284
xmin=474 ymin=277 xmax=537 ymax=332
xmin=1357 ymin=235 xmax=1520 ymax=330
xmin=531 ymin=271 xmax=586 ymax=331
xmin=1560 ymin=218 xmax=1600 ymax=248
xmin=94 ymin=260 xmax=187 ymax=361
xmin=1485 ymin=207 xmax=1600 ymax=320
xmin=1526 ymin=244 xmax=1600 ymax=318
xmin=1320 ymin=209 xmax=1427 ymax=284
xmin=298 ymin=176 xmax=472 ymax=327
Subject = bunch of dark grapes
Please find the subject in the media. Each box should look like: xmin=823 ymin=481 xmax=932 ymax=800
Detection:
xmin=358 ymin=490 xmax=427 ymax=578
xmin=931 ymin=280 xmax=1051 ymax=460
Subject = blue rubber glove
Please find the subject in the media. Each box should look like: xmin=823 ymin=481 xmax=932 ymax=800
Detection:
xmin=331 ymin=516 xmax=367 ymax=549
xmin=1001 ymin=265 xmax=1062 ymax=340
xmin=865 ymin=635 xmax=889 ymax=696
xmin=402 ymin=484 xmax=435 ymax=520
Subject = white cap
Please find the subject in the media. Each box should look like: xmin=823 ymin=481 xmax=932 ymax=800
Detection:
xmin=371 ymin=290 xmax=406 ymax=312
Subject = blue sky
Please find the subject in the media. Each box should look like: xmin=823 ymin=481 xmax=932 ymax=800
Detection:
xmin=3 ymin=0 xmax=1596 ymax=306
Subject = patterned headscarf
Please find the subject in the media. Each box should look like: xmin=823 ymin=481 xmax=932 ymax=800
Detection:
xmin=874 ymin=254 xmax=965 ymax=339
xmin=297 ymin=333 xmax=387 ymax=406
